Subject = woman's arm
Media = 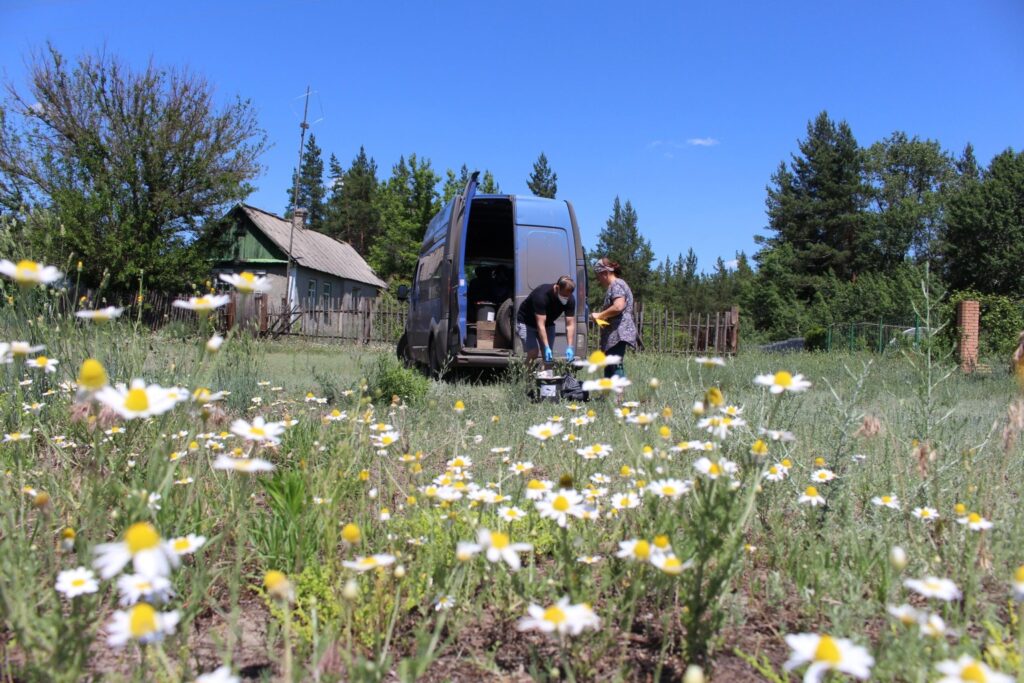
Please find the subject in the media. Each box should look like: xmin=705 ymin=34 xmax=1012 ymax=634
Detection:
xmin=592 ymin=297 xmax=626 ymax=321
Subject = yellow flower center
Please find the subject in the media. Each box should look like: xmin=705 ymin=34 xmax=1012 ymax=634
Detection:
xmin=751 ymin=440 xmax=768 ymax=455
xmin=960 ymin=662 xmax=987 ymax=682
xmin=813 ymin=635 xmax=842 ymax=665
xmin=195 ymin=297 xmax=211 ymax=307
xmin=882 ymin=496 xmax=891 ymax=504
xmin=128 ymin=603 xmax=158 ymax=638
xmin=454 ymin=400 xmax=465 ymax=411
xmin=805 ymin=486 xmax=819 ymax=497
xmin=814 ymin=457 xmax=826 ymax=466
xmin=341 ymin=522 xmax=361 ymax=543
xmin=663 ymin=556 xmax=683 ymax=572
xmin=769 ymin=466 xmax=779 ymax=475
xmin=16 ymin=260 xmax=40 ymax=276
xmin=124 ymin=388 xmax=150 ymax=413
xmin=172 ymin=538 xmax=191 ymax=553
xmin=490 ymin=532 xmax=510 ymax=549
xmin=358 ymin=557 xmax=377 ymax=567
xmin=239 ymin=272 xmax=255 ymax=288
xmin=967 ymin=512 xmax=982 ymax=524
xmin=921 ymin=509 xmax=931 ymax=517
xmin=619 ymin=496 xmax=630 ymax=506
xmin=773 ymin=371 xmax=793 ymax=387
xmin=77 ymin=358 xmax=107 ymax=390
xmin=782 ymin=459 xmax=792 ymax=468
xmin=955 ymin=503 xmax=967 ymax=515
xmin=598 ymin=379 xmax=613 ymax=389
xmin=1015 ymin=565 xmax=1024 ymax=583
xmin=705 ymin=387 xmax=724 ymax=406
xmin=124 ymin=522 xmax=161 ymax=554
xmin=634 ymin=540 xmax=651 ymax=559
xmin=71 ymin=578 xmax=86 ymax=587
xmin=552 ymin=495 xmax=570 ymax=512
xmin=654 ymin=535 xmax=670 ymax=549
xmin=663 ymin=486 xmax=676 ymax=496
xmin=708 ymin=463 xmax=721 ymax=476
xmin=264 ymin=570 xmax=287 ymax=591
xmin=250 ymin=426 xmax=266 ymax=437
xmin=543 ymin=606 xmax=567 ymax=624
xmin=588 ymin=350 xmax=606 ymax=365
xmin=539 ymin=429 xmax=552 ymax=438
xmin=34 ymin=356 xmax=48 ymax=367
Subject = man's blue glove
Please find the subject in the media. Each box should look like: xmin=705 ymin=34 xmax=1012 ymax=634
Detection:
xmin=543 ymin=346 xmax=553 ymax=363
xmin=565 ymin=346 xmax=575 ymax=362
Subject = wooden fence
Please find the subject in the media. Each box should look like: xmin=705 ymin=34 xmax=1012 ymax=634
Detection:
xmin=93 ymin=291 xmax=739 ymax=354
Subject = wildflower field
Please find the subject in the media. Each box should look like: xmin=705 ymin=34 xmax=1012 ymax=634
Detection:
xmin=2 ymin=261 xmax=1023 ymax=683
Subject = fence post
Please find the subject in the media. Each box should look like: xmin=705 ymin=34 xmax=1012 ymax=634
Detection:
xmin=956 ymin=300 xmax=980 ymax=373
xmin=877 ymin=317 xmax=884 ymax=353
xmin=730 ymin=306 xmax=739 ymax=353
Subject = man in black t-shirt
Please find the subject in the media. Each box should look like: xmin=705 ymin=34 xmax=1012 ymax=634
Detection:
xmin=516 ymin=276 xmax=577 ymax=363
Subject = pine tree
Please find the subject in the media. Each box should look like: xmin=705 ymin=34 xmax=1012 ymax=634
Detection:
xmin=284 ymin=134 xmax=326 ymax=231
xmin=480 ymin=169 xmax=500 ymax=194
xmin=943 ymin=148 xmax=1024 ymax=295
xmin=593 ymin=196 xmax=654 ymax=301
xmin=527 ymin=152 xmax=558 ymax=198
xmin=368 ymin=154 xmax=440 ymax=282
xmin=442 ymin=165 xmax=470 ymax=203
xmin=334 ymin=146 xmax=379 ymax=255
xmin=762 ymin=111 xmax=872 ymax=298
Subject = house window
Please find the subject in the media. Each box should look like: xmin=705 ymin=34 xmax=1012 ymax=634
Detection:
xmin=307 ymin=279 xmax=317 ymax=311
xmin=322 ymin=282 xmax=332 ymax=324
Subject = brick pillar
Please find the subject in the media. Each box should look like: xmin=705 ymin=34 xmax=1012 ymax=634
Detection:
xmin=957 ymin=300 xmax=980 ymax=373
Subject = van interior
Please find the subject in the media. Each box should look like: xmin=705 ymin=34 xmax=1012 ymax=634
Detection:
xmin=463 ymin=197 xmax=515 ymax=349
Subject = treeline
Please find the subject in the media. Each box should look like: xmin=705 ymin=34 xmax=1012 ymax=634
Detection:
xmin=592 ymin=111 xmax=1024 ymax=352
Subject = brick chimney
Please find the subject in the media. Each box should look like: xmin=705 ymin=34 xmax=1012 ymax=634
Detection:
xmin=292 ymin=207 xmax=307 ymax=232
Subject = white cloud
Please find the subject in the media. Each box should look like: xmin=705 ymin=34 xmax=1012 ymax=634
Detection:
xmin=687 ymin=137 xmax=719 ymax=147
xmin=724 ymin=259 xmax=739 ymax=269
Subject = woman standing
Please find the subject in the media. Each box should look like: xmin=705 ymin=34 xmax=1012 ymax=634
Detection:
xmin=591 ymin=258 xmax=637 ymax=378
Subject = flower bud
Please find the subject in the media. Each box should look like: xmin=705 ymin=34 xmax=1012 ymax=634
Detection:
xmin=683 ymin=665 xmax=706 ymax=683
xmin=889 ymin=546 xmax=907 ymax=572
xmin=342 ymin=578 xmax=359 ymax=601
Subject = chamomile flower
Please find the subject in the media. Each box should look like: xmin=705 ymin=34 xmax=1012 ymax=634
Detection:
xmin=96 ymin=379 xmax=186 ymax=420
xmin=0 ymin=259 xmax=62 ymax=285
xmin=886 ymin=604 xmax=921 ymax=626
xmin=3 ymin=431 xmax=30 ymax=443
xmin=93 ymin=522 xmax=178 ymax=579
xmin=172 ymin=294 xmax=231 ymax=313
xmin=527 ymin=421 xmax=564 ymax=441
xmin=646 ymin=478 xmax=692 ymax=499
xmin=871 ymin=495 xmax=901 ymax=510
xmin=912 ymin=507 xmax=939 ymax=521
xmin=573 ymin=349 xmax=621 ymax=373
xmin=693 ymin=457 xmax=737 ymax=480
xmin=799 ymin=486 xmax=825 ymax=507
xmin=611 ymin=492 xmax=641 ymax=510
xmin=509 ymin=461 xmax=534 ymax=475
xmin=617 ymin=539 xmax=655 ymax=562
xmin=904 ymin=577 xmax=961 ymax=601
xmin=168 ymin=534 xmax=206 ymax=557
xmin=651 ymin=553 xmax=692 ymax=575
xmin=1012 ymin=565 xmax=1024 ymax=600
xmin=474 ymin=528 xmax=533 ymax=571
xmin=106 ymin=603 xmax=180 ymax=647
xmin=517 ymin=596 xmax=600 ymax=636
xmin=755 ymin=371 xmax=812 ymax=394
xmin=525 ymin=478 xmax=554 ymax=500
xmin=26 ymin=355 xmax=58 ymax=373
xmin=956 ymin=512 xmax=993 ymax=531
xmin=918 ymin=612 xmax=952 ymax=639
xmin=759 ymin=427 xmax=797 ymax=442
xmin=434 ymin=595 xmax=456 ymax=611
xmin=577 ymin=555 xmax=603 ymax=564
xmin=55 ymin=567 xmax=99 ymax=598
xmin=576 ymin=443 xmax=612 ymax=459
xmin=195 ymin=666 xmax=241 ymax=683
xmin=694 ymin=356 xmax=726 ymax=367
xmin=372 ymin=430 xmax=401 ymax=449
xmin=230 ymin=416 xmax=285 ymax=444
xmin=498 ymin=506 xmax=527 ymax=522
xmin=935 ymin=655 xmax=1013 ymax=683
xmin=811 ymin=469 xmax=837 ymax=483
xmin=764 ymin=464 xmax=787 ymax=482
xmin=342 ymin=554 xmax=396 ymax=572
xmin=206 ymin=334 xmax=224 ymax=353
xmin=535 ymin=489 xmax=584 ymax=527
xmin=581 ymin=375 xmax=632 ymax=394
xmin=76 ymin=306 xmax=124 ymax=322
xmin=783 ymin=633 xmax=874 ymax=682
xmin=218 ymin=271 xmax=272 ymax=294
xmin=213 ymin=455 xmax=275 ymax=473
xmin=116 ymin=573 xmax=174 ymax=605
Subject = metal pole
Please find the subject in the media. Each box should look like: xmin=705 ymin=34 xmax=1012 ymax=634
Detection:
xmin=286 ymin=86 xmax=312 ymax=314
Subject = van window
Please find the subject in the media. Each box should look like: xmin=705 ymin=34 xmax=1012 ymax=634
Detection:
xmin=523 ymin=228 xmax=570 ymax=289
xmin=419 ymin=245 xmax=444 ymax=299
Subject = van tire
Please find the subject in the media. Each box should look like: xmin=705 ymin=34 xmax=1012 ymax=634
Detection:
xmin=397 ymin=332 xmax=413 ymax=368
xmin=496 ymin=298 xmax=514 ymax=347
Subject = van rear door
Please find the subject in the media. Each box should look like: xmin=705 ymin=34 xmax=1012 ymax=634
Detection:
xmin=513 ymin=197 xmax=577 ymax=356
xmin=450 ymin=171 xmax=479 ymax=347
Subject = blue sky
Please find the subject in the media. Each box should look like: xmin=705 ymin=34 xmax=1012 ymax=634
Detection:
xmin=2 ymin=0 xmax=1022 ymax=273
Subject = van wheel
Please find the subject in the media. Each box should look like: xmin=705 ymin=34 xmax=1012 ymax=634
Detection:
xmin=496 ymin=298 xmax=514 ymax=346
xmin=397 ymin=332 xmax=413 ymax=368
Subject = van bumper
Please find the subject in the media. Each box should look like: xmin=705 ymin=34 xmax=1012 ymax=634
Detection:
xmin=453 ymin=347 xmax=516 ymax=368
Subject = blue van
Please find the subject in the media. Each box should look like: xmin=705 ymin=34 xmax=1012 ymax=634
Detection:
xmin=397 ymin=172 xmax=588 ymax=373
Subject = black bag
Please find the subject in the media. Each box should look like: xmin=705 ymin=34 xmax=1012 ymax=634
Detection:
xmin=560 ymin=374 xmax=589 ymax=402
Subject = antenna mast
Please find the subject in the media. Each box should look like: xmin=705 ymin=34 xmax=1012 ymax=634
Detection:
xmin=286 ymin=85 xmax=312 ymax=312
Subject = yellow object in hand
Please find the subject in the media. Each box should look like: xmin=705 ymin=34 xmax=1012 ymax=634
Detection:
xmin=595 ymin=318 xmax=609 ymax=327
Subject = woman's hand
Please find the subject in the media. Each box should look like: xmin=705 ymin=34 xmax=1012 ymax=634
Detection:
xmin=591 ymin=312 xmax=609 ymax=327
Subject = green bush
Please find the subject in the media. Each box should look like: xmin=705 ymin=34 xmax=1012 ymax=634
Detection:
xmin=803 ymin=325 xmax=827 ymax=351
xmin=946 ymin=290 xmax=1024 ymax=357
xmin=366 ymin=352 xmax=429 ymax=404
